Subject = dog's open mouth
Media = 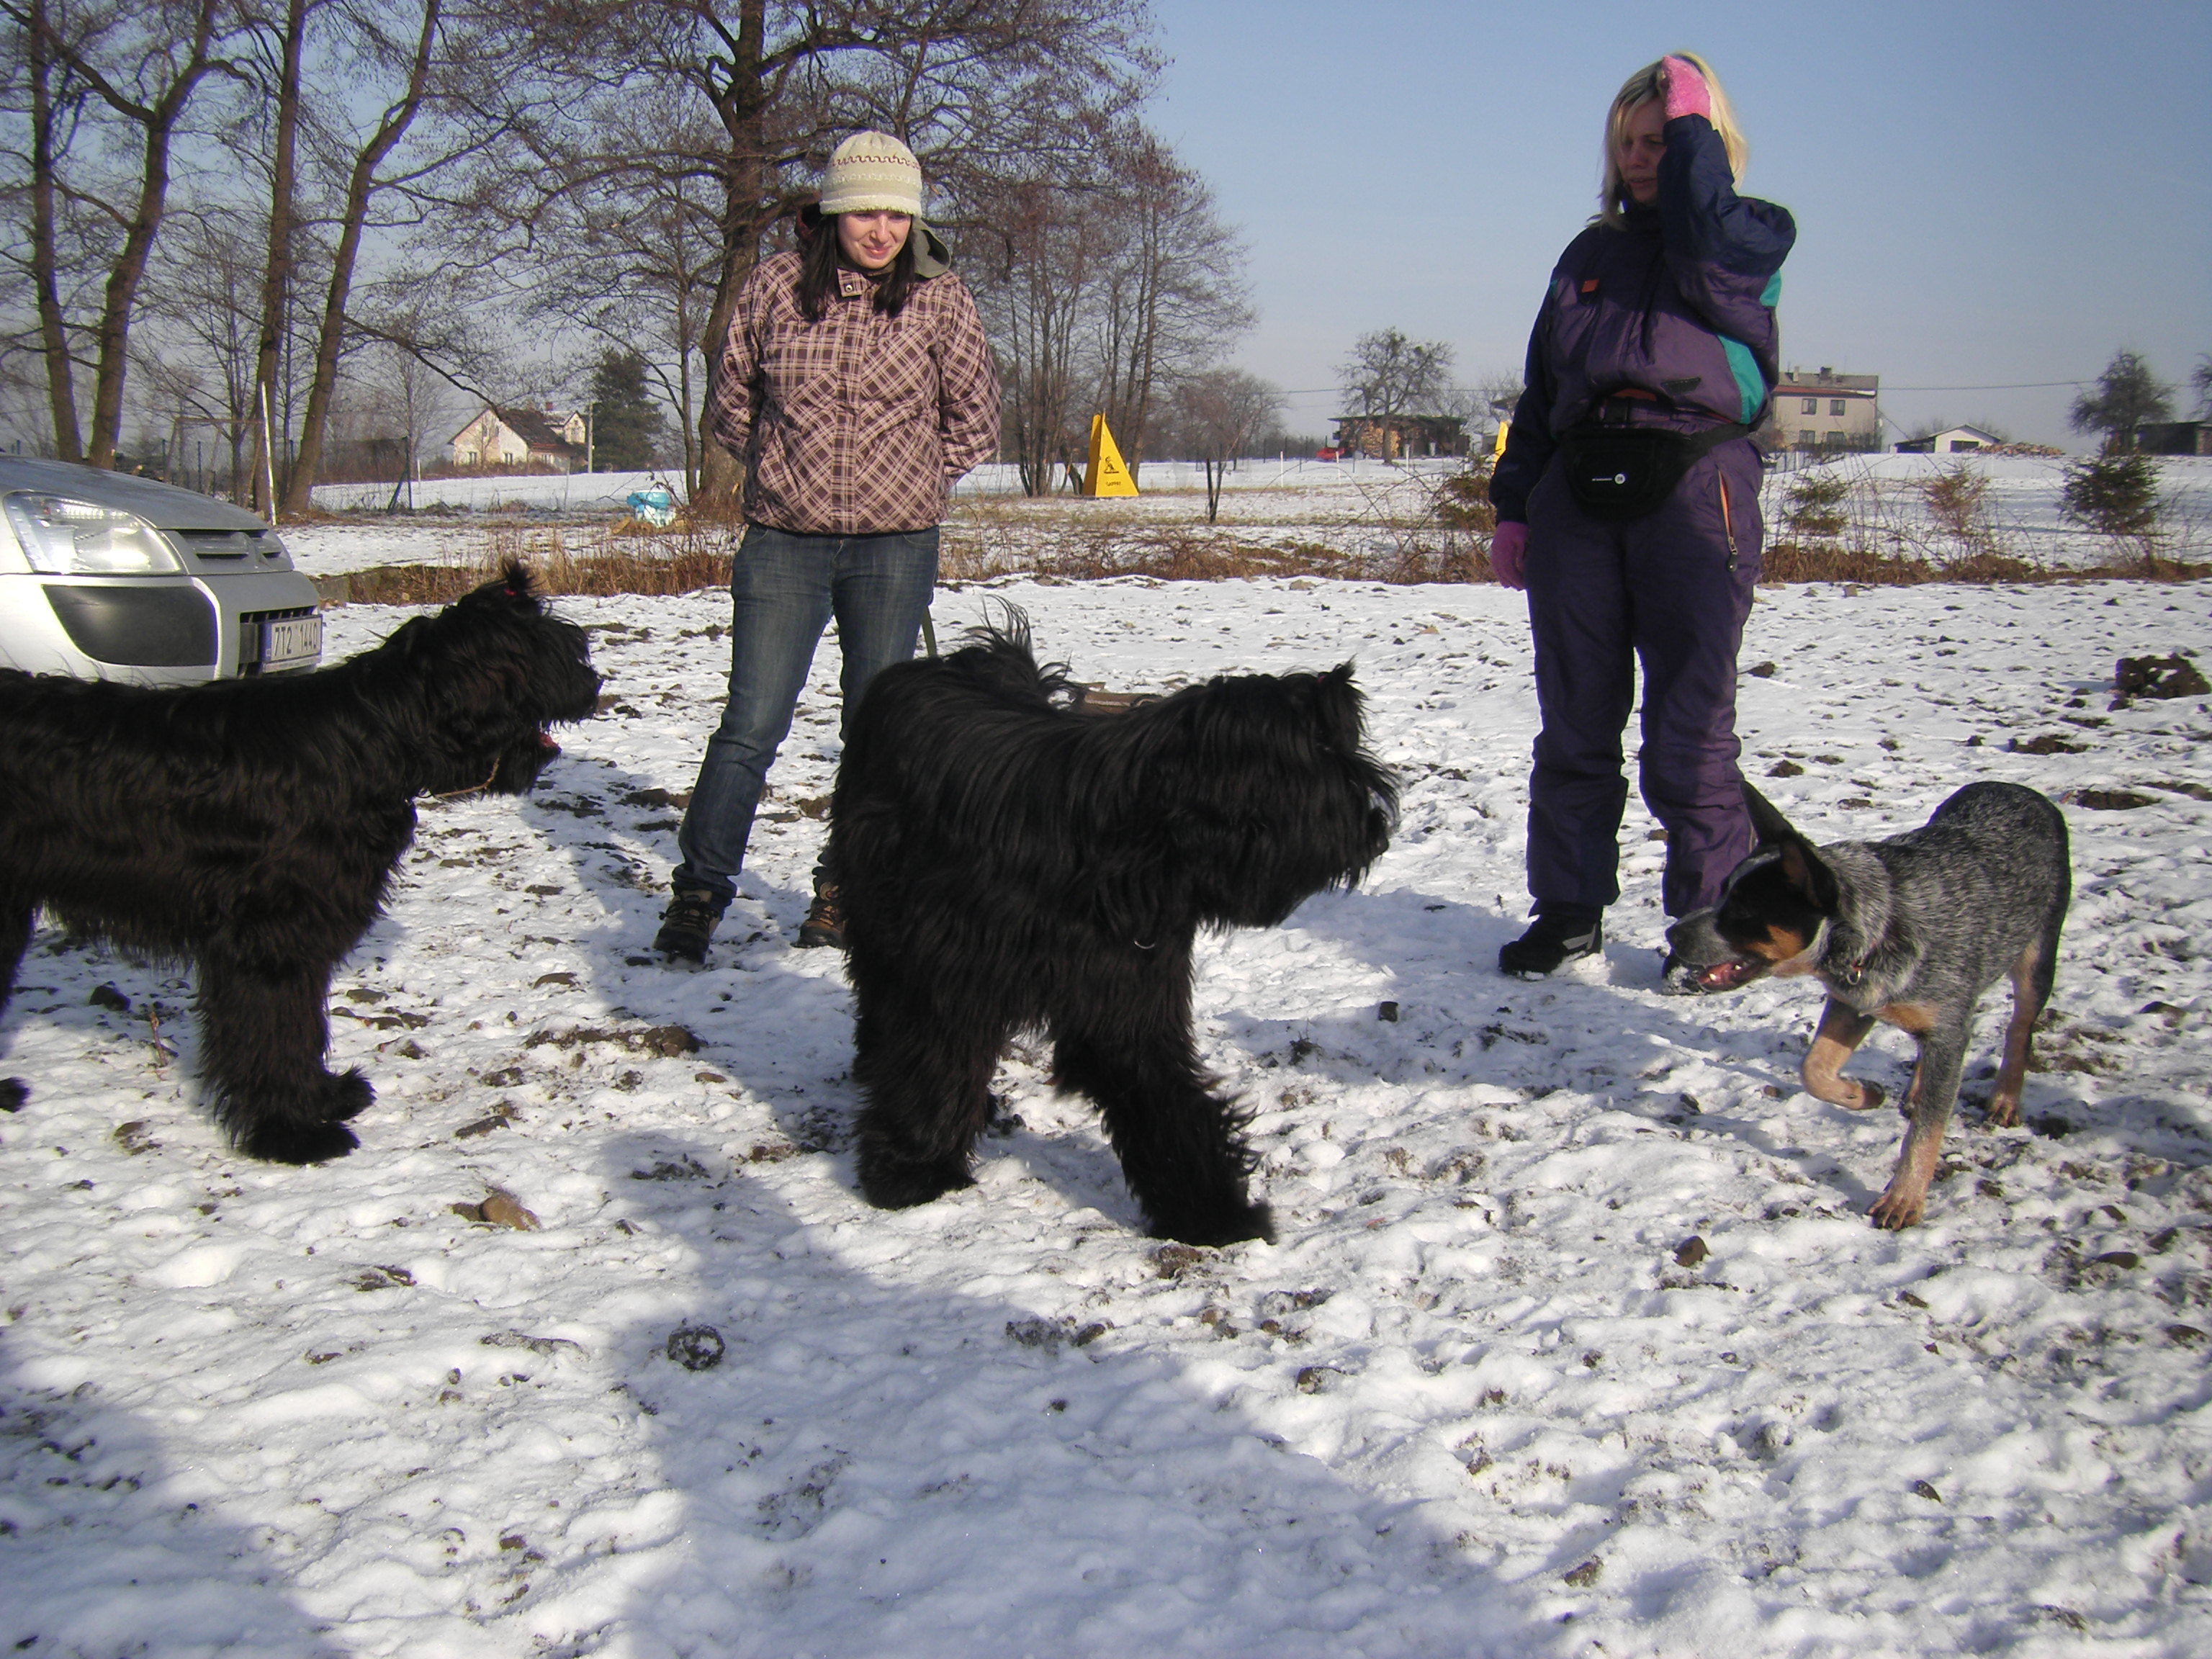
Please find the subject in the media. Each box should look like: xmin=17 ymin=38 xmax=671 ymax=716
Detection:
xmin=537 ymin=729 xmax=561 ymax=757
xmin=1695 ymin=958 xmax=1760 ymax=991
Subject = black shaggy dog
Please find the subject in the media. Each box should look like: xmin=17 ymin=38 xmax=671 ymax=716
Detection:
xmin=827 ymin=617 xmax=1396 ymax=1246
xmin=0 ymin=560 xmax=600 ymax=1162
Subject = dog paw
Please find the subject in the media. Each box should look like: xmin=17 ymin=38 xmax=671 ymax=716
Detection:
xmin=239 ymin=1117 xmax=360 ymax=1165
xmin=1984 ymin=1094 xmax=2020 ymax=1129
xmin=855 ymin=1154 xmax=975 ymax=1210
xmin=1148 ymin=1201 xmax=1275 ymax=1249
xmin=320 ymin=1069 xmax=375 ymax=1123
xmin=1867 ymin=1188 xmax=1925 ymax=1230
xmin=1850 ymin=1080 xmax=1887 ymax=1112
xmin=0 ymin=1077 xmax=25 ymax=1113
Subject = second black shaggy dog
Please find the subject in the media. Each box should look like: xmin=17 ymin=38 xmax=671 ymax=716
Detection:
xmin=0 ymin=560 xmax=600 ymax=1162
xmin=827 ymin=619 xmax=1396 ymax=1246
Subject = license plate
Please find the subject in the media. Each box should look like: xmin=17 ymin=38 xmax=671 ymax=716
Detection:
xmin=261 ymin=613 xmax=322 ymax=670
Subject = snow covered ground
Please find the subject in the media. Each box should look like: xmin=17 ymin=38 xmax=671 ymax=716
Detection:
xmin=4 ymin=570 xmax=2211 ymax=1657
xmin=298 ymin=454 xmax=2212 ymax=582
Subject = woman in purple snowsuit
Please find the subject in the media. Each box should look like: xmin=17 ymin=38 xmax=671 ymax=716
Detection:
xmin=1489 ymin=53 xmax=1794 ymax=977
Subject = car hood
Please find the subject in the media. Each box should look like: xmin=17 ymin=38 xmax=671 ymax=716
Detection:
xmin=0 ymin=458 xmax=273 ymax=532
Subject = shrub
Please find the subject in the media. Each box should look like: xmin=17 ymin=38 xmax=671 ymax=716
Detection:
xmin=1921 ymin=462 xmax=1994 ymax=556
xmin=1781 ymin=470 xmax=1849 ymax=541
xmin=2061 ymin=447 xmax=2161 ymax=540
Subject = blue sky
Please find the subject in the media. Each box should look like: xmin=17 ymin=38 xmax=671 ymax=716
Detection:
xmin=1147 ymin=0 xmax=2212 ymax=447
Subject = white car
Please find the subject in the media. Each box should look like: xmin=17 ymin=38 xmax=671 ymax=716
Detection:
xmin=0 ymin=457 xmax=323 ymax=683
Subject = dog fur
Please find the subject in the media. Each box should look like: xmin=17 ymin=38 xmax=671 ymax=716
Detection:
xmin=1665 ymin=781 xmax=2070 ymax=1228
xmin=0 ymin=560 xmax=601 ymax=1161
xmin=826 ymin=617 xmax=1397 ymax=1246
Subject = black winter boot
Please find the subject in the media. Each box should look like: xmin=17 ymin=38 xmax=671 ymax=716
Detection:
xmin=1498 ymin=907 xmax=1604 ymax=978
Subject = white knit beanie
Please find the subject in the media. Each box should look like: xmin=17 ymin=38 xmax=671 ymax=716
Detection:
xmin=819 ymin=130 xmax=923 ymax=217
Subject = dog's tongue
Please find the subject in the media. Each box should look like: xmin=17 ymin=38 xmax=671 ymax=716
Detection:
xmin=538 ymin=730 xmax=560 ymax=756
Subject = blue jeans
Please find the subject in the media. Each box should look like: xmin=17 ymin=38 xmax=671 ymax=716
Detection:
xmin=672 ymin=523 xmax=939 ymax=904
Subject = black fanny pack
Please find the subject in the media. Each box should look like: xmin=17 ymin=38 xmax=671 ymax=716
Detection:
xmin=1560 ymin=422 xmax=1751 ymax=521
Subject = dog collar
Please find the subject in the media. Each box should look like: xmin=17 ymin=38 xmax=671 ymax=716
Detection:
xmin=424 ymin=762 xmax=500 ymax=800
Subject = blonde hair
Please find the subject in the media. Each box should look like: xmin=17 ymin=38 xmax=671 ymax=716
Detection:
xmin=1597 ymin=52 xmax=1748 ymax=228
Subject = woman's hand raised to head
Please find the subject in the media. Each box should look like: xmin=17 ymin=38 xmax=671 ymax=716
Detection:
xmin=1660 ymin=55 xmax=1711 ymax=122
xmin=1490 ymin=521 xmax=1529 ymax=590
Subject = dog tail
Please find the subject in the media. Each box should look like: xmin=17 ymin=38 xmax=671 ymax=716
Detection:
xmin=956 ymin=601 xmax=1076 ymax=707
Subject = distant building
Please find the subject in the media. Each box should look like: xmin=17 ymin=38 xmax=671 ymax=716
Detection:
xmin=450 ymin=406 xmax=587 ymax=470
xmin=1774 ymin=367 xmax=1881 ymax=452
xmin=1894 ymin=424 xmax=2005 ymax=454
xmin=2138 ymin=421 xmax=2211 ymax=457
xmin=1330 ymin=413 xmax=1468 ymax=461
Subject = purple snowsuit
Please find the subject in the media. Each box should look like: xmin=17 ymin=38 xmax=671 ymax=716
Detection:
xmin=1490 ymin=112 xmax=1794 ymax=920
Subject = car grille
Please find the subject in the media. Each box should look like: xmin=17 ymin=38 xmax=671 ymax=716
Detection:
xmin=171 ymin=527 xmax=284 ymax=565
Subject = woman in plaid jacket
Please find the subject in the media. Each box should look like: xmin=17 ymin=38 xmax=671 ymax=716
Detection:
xmin=657 ymin=131 xmax=1001 ymax=964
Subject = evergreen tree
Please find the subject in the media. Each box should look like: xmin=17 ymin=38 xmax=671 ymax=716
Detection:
xmin=2062 ymin=448 xmax=2161 ymax=540
xmin=588 ymin=350 xmax=668 ymax=472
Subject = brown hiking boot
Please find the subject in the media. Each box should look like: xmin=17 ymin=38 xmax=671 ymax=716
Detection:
xmin=795 ymin=883 xmax=845 ymax=950
xmin=654 ymin=889 xmax=724 ymax=965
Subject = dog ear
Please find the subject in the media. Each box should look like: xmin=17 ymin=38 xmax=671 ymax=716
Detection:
xmin=1775 ymin=835 xmax=1841 ymax=915
xmin=1743 ymin=783 xmax=1798 ymax=849
xmin=1313 ymin=663 xmax=1367 ymax=752
xmin=500 ymin=558 xmax=535 ymax=600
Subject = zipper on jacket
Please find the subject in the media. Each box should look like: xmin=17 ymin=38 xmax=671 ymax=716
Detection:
xmin=1718 ymin=472 xmax=1739 ymax=570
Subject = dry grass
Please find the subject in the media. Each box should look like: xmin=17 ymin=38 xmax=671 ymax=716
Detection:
xmin=333 ymin=521 xmax=741 ymax=606
xmin=1761 ymin=541 xmax=2208 ymax=585
xmin=322 ymin=467 xmax=2208 ymax=606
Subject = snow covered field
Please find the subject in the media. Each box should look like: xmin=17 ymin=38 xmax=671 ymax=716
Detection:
xmin=297 ymin=454 xmax=2212 ymax=582
xmin=4 ymin=570 xmax=2211 ymax=1657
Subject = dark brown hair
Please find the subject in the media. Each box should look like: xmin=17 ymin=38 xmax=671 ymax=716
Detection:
xmin=795 ymin=203 xmax=920 ymax=323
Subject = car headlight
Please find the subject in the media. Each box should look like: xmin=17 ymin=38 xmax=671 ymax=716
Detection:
xmin=1 ymin=491 xmax=181 ymax=575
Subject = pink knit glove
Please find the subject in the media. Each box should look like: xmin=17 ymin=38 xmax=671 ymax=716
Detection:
xmin=1491 ymin=521 xmax=1528 ymax=590
xmin=1662 ymin=55 xmax=1711 ymax=122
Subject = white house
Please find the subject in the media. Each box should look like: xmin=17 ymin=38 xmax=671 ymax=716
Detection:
xmin=450 ymin=406 xmax=587 ymax=470
xmin=1774 ymin=367 xmax=1882 ymax=452
xmin=1895 ymin=425 xmax=2005 ymax=455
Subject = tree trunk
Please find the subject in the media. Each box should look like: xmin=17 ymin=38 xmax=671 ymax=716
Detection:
xmin=282 ymin=1 xmax=438 ymax=516
xmin=695 ymin=0 xmax=766 ymax=513
xmin=677 ymin=333 xmax=698 ymax=497
xmin=24 ymin=0 xmax=82 ymax=459
xmin=253 ymin=0 xmax=307 ymax=514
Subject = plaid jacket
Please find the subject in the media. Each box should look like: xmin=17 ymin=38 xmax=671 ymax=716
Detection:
xmin=710 ymin=248 xmax=1001 ymax=535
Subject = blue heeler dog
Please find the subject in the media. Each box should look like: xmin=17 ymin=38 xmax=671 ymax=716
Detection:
xmin=1664 ymin=782 xmax=2070 ymax=1229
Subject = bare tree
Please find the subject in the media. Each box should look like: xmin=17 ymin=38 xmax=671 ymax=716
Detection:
xmin=135 ymin=209 xmax=262 ymax=495
xmin=520 ymin=84 xmax=725 ymax=494
xmin=971 ymin=179 xmax=1104 ymax=496
xmin=1172 ymin=367 xmax=1280 ymax=523
xmin=279 ymin=1 xmax=557 ymax=514
xmin=349 ymin=333 xmax=454 ymax=505
xmin=1 ymin=0 xmax=249 ymax=466
xmin=1087 ymin=126 xmax=1250 ymax=480
xmin=1339 ymin=326 xmax=1454 ymax=418
xmin=503 ymin=1 xmax=1158 ymax=505
xmin=0 ymin=0 xmax=92 ymax=456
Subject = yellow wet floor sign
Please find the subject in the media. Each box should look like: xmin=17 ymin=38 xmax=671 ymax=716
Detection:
xmin=1084 ymin=414 xmax=1138 ymax=497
